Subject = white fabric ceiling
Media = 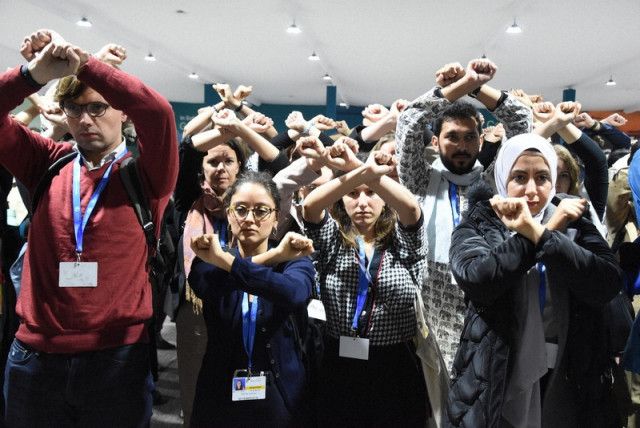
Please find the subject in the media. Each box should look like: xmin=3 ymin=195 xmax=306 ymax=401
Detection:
xmin=1 ymin=0 xmax=639 ymax=111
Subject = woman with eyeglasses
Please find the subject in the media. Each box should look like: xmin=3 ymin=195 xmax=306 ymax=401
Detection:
xmin=188 ymin=170 xmax=316 ymax=427
xmin=301 ymin=143 xmax=430 ymax=427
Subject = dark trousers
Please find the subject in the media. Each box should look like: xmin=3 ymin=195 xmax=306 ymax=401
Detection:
xmin=4 ymin=339 xmax=153 ymax=428
xmin=317 ymin=337 xmax=428 ymax=428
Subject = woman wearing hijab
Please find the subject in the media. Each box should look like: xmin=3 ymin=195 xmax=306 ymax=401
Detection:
xmin=446 ymin=133 xmax=622 ymax=427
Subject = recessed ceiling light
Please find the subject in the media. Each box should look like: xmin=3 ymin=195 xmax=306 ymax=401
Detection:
xmin=506 ymin=18 xmax=522 ymax=34
xmin=308 ymin=52 xmax=320 ymax=61
xmin=339 ymin=102 xmax=349 ymax=108
xmin=144 ymin=53 xmax=156 ymax=62
xmin=606 ymin=75 xmax=616 ymax=86
xmin=76 ymin=17 xmax=92 ymax=27
xmin=176 ymin=9 xmax=186 ymax=14
xmin=322 ymin=73 xmax=332 ymax=82
xmin=189 ymin=72 xmax=199 ymax=80
xmin=287 ymin=21 xmax=301 ymax=34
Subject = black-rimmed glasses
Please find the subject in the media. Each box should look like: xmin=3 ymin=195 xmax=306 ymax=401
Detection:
xmin=60 ymin=101 xmax=110 ymax=118
xmin=228 ymin=205 xmax=277 ymax=221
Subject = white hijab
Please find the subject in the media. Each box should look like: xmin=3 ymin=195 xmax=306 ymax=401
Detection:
xmin=494 ymin=133 xmax=558 ymax=222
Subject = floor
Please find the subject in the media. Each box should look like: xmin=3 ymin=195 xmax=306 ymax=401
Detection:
xmin=151 ymin=319 xmax=183 ymax=427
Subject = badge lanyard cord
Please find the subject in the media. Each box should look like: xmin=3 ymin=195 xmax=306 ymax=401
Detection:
xmin=242 ymin=292 xmax=259 ymax=376
xmin=72 ymin=150 xmax=128 ymax=262
xmin=352 ymin=236 xmax=374 ymax=335
xmin=449 ymin=182 xmax=461 ymax=227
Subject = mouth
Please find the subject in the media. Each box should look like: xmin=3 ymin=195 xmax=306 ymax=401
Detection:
xmin=79 ymin=132 xmax=100 ymax=138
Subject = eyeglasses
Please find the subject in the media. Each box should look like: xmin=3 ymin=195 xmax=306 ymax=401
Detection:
xmin=228 ymin=204 xmax=277 ymax=221
xmin=60 ymin=101 xmax=110 ymax=118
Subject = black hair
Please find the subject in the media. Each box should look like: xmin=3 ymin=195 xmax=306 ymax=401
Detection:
xmin=432 ymin=101 xmax=482 ymax=137
xmin=608 ymin=148 xmax=630 ymax=168
xmin=223 ymin=170 xmax=281 ymax=210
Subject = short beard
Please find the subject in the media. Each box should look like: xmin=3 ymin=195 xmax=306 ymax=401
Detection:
xmin=440 ymin=154 xmax=476 ymax=175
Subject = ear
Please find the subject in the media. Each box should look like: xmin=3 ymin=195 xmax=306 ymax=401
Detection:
xmin=431 ymin=135 xmax=440 ymax=151
xmin=120 ymin=112 xmax=128 ymax=123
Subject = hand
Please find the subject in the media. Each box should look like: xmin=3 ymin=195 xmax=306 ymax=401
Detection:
xmin=547 ymin=198 xmax=587 ymax=231
xmin=190 ymin=233 xmax=224 ymax=265
xmin=27 ymin=43 xmax=90 ymax=85
xmin=213 ymin=83 xmax=241 ymax=109
xmin=554 ymin=101 xmax=581 ymax=127
xmin=40 ymin=102 xmax=69 ymax=133
xmin=335 ymin=136 xmax=359 ymax=154
xmin=274 ymin=232 xmax=315 ymax=262
xmin=212 ymin=109 xmax=241 ymax=134
xmin=323 ymin=141 xmax=362 ymax=171
xmin=334 ymin=120 xmax=350 ymax=136
xmin=296 ymin=136 xmax=326 ymax=160
xmin=242 ymin=112 xmax=273 ymax=134
xmin=285 ymin=111 xmax=306 ymax=132
xmin=482 ymin=123 xmax=505 ymax=143
xmin=361 ymin=104 xmax=389 ymax=124
xmin=435 ymin=62 xmax=465 ymax=87
xmin=390 ymin=99 xmax=409 ymax=118
xmin=466 ymin=58 xmax=497 ymax=86
xmin=94 ymin=43 xmax=127 ymax=66
xmin=601 ymin=113 xmax=627 ymax=127
xmin=366 ymin=150 xmax=396 ymax=176
xmin=532 ymin=102 xmax=556 ymax=123
xmin=233 ymin=85 xmax=253 ymax=101
xmin=490 ymin=196 xmax=536 ymax=235
xmin=573 ymin=112 xmax=596 ymax=129
xmin=20 ymin=29 xmax=65 ymax=61
xmin=311 ymin=114 xmax=337 ymax=131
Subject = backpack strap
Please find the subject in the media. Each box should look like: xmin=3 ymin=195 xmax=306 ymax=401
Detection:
xmin=118 ymin=157 xmax=157 ymax=257
xmin=31 ymin=151 xmax=78 ymax=214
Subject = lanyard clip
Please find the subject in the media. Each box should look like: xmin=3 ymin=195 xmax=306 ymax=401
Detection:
xmin=350 ymin=328 xmax=358 ymax=338
xmin=75 ymin=252 xmax=82 ymax=265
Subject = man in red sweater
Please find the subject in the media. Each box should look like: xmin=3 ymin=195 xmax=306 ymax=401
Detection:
xmin=0 ymin=29 xmax=178 ymax=427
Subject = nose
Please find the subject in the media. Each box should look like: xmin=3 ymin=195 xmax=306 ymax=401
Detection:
xmin=78 ymin=110 xmax=94 ymax=124
xmin=356 ymin=192 xmax=369 ymax=207
xmin=525 ymin=177 xmax=537 ymax=197
xmin=214 ymin=161 xmax=226 ymax=171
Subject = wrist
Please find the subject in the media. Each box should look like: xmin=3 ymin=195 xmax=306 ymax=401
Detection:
xmin=22 ymin=64 xmax=46 ymax=87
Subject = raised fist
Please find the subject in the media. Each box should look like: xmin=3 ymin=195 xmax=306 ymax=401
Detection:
xmin=361 ymin=104 xmax=389 ymax=124
xmin=285 ymin=111 xmax=306 ymax=132
xmin=435 ymin=62 xmax=465 ymax=87
xmin=555 ymin=101 xmax=581 ymax=125
xmin=20 ymin=29 xmax=65 ymax=61
xmin=573 ymin=112 xmax=596 ymax=129
xmin=532 ymin=102 xmax=556 ymax=123
xmin=466 ymin=58 xmax=497 ymax=85
xmin=296 ymin=136 xmax=326 ymax=160
xmin=94 ymin=43 xmax=127 ymax=67
xmin=242 ymin=112 xmax=273 ymax=134
xmin=233 ymin=85 xmax=253 ymax=101
xmin=311 ymin=115 xmax=337 ymax=131
xmin=390 ymin=99 xmax=409 ymax=117
xmin=323 ymin=142 xmax=362 ymax=172
xmin=482 ymin=123 xmax=505 ymax=143
xmin=601 ymin=113 xmax=627 ymax=127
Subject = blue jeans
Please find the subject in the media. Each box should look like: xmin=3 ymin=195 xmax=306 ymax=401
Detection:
xmin=4 ymin=339 xmax=153 ymax=428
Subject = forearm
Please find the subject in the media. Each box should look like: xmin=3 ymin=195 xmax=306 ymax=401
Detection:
xmin=360 ymin=113 xmax=397 ymax=142
xmin=474 ymin=85 xmax=502 ymax=111
xmin=556 ymin=124 xmax=582 ymax=144
xmin=302 ymin=165 xmax=371 ymax=222
xmin=191 ymin=128 xmax=229 ymax=152
xmin=568 ymin=132 xmax=608 ymax=218
xmin=367 ymin=176 xmax=421 ymax=226
xmin=233 ymin=123 xmax=279 ymax=161
xmin=183 ymin=107 xmax=214 ymax=137
xmin=440 ymin=76 xmax=481 ymax=102
xmin=13 ymin=104 xmax=40 ymax=126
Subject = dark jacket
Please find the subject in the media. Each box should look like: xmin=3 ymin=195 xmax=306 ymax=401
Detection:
xmin=446 ymin=182 xmax=622 ymax=428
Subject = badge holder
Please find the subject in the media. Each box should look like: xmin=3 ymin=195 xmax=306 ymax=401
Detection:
xmin=231 ymin=369 xmax=267 ymax=401
xmin=339 ymin=329 xmax=370 ymax=360
xmin=59 ymin=253 xmax=98 ymax=288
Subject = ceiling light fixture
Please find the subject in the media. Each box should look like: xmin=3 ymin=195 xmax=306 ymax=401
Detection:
xmin=189 ymin=72 xmax=199 ymax=80
xmin=308 ymin=52 xmax=320 ymax=61
xmin=287 ymin=20 xmax=301 ymax=34
xmin=322 ymin=73 xmax=332 ymax=82
xmin=506 ymin=18 xmax=522 ymax=34
xmin=76 ymin=17 xmax=92 ymax=27
xmin=339 ymin=102 xmax=349 ymax=108
xmin=144 ymin=53 xmax=156 ymax=62
xmin=606 ymin=75 xmax=616 ymax=86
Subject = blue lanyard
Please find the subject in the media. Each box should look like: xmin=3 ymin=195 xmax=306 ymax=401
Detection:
xmin=72 ymin=149 xmax=127 ymax=257
xmin=242 ymin=292 xmax=259 ymax=373
xmin=449 ymin=182 xmax=461 ymax=227
xmin=352 ymin=237 xmax=373 ymax=332
xmin=537 ymin=262 xmax=546 ymax=314
xmin=214 ymin=218 xmax=227 ymax=248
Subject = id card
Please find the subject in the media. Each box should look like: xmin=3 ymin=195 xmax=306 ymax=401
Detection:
xmin=231 ymin=370 xmax=267 ymax=401
xmin=59 ymin=262 xmax=98 ymax=287
xmin=307 ymin=299 xmax=326 ymax=321
xmin=545 ymin=343 xmax=558 ymax=369
xmin=339 ymin=336 xmax=369 ymax=360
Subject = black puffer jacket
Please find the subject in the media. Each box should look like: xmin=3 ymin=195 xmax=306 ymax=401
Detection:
xmin=446 ymin=182 xmax=622 ymax=428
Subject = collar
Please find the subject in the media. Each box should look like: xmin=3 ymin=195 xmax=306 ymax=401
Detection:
xmin=81 ymin=139 xmax=127 ymax=171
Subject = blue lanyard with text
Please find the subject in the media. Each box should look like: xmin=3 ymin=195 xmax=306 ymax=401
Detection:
xmin=242 ymin=292 xmax=259 ymax=373
xmin=214 ymin=218 xmax=227 ymax=248
xmin=72 ymin=150 xmax=127 ymax=258
xmin=352 ymin=236 xmax=373 ymax=333
xmin=449 ymin=182 xmax=461 ymax=227
xmin=537 ymin=262 xmax=546 ymax=314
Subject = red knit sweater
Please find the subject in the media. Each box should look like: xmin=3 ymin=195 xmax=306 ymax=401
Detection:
xmin=0 ymin=58 xmax=178 ymax=353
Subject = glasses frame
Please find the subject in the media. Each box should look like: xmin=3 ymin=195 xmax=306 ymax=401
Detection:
xmin=228 ymin=204 xmax=277 ymax=221
xmin=60 ymin=101 xmax=110 ymax=119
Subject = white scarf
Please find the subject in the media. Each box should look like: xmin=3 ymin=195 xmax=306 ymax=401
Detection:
xmin=424 ymin=158 xmax=483 ymax=263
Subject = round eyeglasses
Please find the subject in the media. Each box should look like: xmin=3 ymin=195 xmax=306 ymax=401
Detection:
xmin=228 ymin=205 xmax=277 ymax=221
xmin=60 ymin=101 xmax=110 ymax=118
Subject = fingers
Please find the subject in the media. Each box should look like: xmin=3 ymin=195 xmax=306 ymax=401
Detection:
xmin=190 ymin=234 xmax=214 ymax=251
xmin=336 ymin=136 xmax=359 ymax=153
